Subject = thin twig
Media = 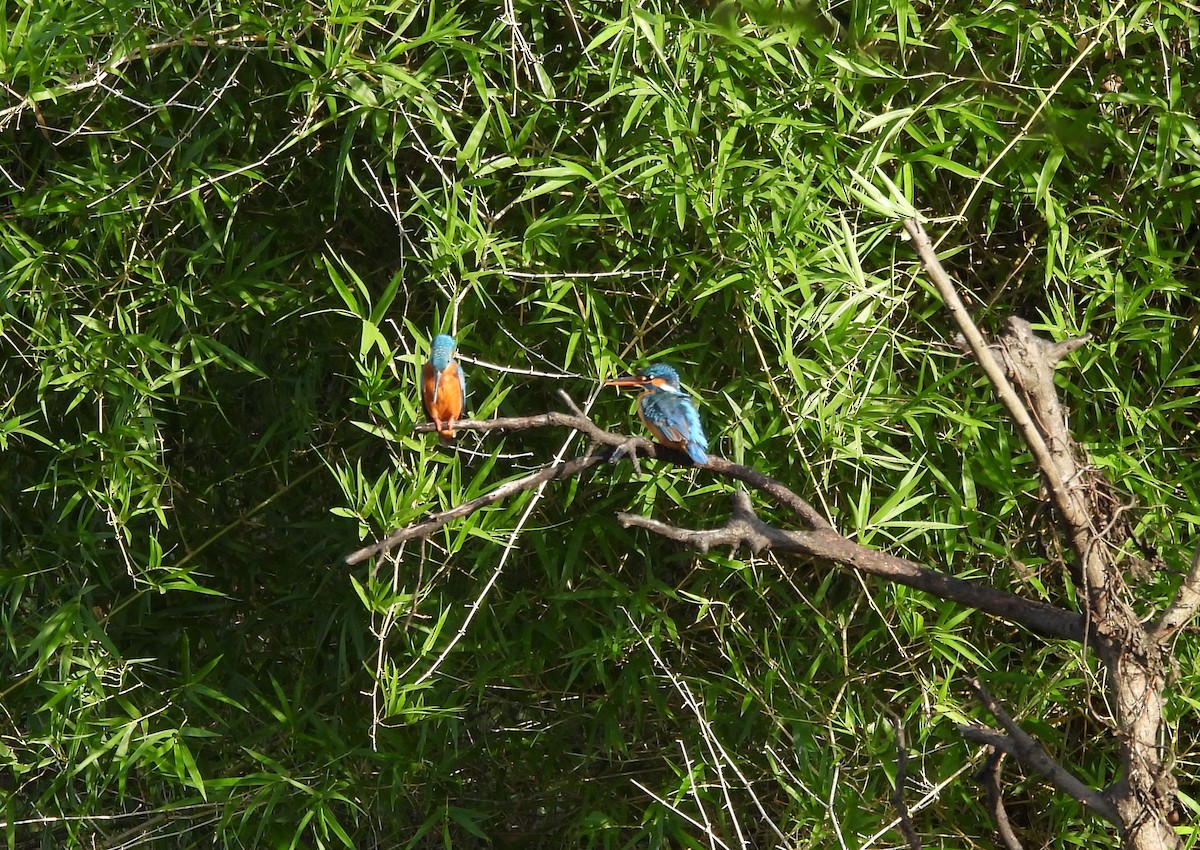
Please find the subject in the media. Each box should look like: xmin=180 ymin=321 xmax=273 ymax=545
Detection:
xmin=888 ymin=714 xmax=922 ymax=850
xmin=976 ymin=750 xmax=1024 ymax=850
xmin=679 ymin=740 xmax=722 ymax=850
xmin=0 ymin=29 xmax=265 ymax=130
xmin=629 ymin=616 xmax=751 ymax=849
xmin=945 ymin=2 xmax=1125 ymax=227
xmin=502 ymin=268 xmax=664 ymax=280
xmin=628 ymin=612 xmax=787 ymax=847
xmin=408 ymin=390 xmax=603 ymax=687
xmin=828 ymin=765 xmax=850 ymax=850
xmin=455 ymin=353 xmax=586 ymax=379
xmin=859 ymin=761 xmax=975 ymax=849
xmin=344 ymin=452 xmax=605 ymax=566
xmin=630 ymin=779 xmax=735 ymax=850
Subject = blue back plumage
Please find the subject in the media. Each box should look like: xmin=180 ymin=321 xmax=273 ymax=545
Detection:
xmin=637 ymin=363 xmax=708 ymax=464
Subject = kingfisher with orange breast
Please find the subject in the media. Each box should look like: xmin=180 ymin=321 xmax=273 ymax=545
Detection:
xmin=422 ymin=333 xmax=467 ymax=440
xmin=606 ymin=363 xmax=708 ymax=465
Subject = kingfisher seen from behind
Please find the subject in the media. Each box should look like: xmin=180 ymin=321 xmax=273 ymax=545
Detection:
xmin=606 ymin=363 xmax=708 ymax=465
xmin=422 ymin=334 xmax=467 ymax=440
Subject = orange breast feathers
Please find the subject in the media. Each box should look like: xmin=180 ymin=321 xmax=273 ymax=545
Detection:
xmin=422 ymin=361 xmax=466 ymax=439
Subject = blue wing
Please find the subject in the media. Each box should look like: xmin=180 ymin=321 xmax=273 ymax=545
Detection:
xmin=455 ymin=362 xmax=467 ymax=411
xmin=641 ymin=391 xmax=708 ymax=464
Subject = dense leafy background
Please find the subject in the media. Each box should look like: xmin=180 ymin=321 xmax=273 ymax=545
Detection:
xmin=1 ymin=0 xmax=1198 ymax=847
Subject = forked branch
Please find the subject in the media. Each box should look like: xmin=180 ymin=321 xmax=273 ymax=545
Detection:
xmin=958 ymin=679 xmax=1121 ymax=826
xmin=903 ymin=220 xmax=1094 ymax=547
xmin=976 ymin=751 xmax=1023 ymax=850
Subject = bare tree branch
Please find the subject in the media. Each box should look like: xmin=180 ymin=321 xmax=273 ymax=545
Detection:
xmin=903 ymin=220 xmax=1093 ymax=550
xmin=618 ymin=492 xmax=1085 ymax=643
xmin=889 ymin=714 xmax=922 ymax=850
xmin=976 ymin=750 xmax=1024 ymax=850
xmin=345 ymin=450 xmax=607 ymax=566
xmin=349 ymin=405 xmax=1084 ymax=640
xmin=1149 ymin=539 xmax=1200 ymax=644
xmin=347 ymin=402 xmax=826 ymax=564
xmin=705 ymin=456 xmax=832 ymax=530
xmin=959 ymin=679 xmax=1122 ymax=827
xmin=906 ymin=217 xmax=1185 ymax=848
xmin=407 ymin=407 xmax=830 ymax=529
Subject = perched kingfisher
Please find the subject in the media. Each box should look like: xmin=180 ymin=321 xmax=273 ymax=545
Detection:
xmin=422 ymin=333 xmax=467 ymax=440
xmin=606 ymin=363 xmax=708 ymax=465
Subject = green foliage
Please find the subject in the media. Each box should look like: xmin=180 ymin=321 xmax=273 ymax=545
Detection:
xmin=1 ymin=0 xmax=1197 ymax=847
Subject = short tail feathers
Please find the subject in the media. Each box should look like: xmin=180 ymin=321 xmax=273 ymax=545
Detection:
xmin=686 ymin=440 xmax=708 ymax=465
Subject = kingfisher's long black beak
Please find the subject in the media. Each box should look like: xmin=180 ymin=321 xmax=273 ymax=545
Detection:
xmin=605 ymin=375 xmax=648 ymax=388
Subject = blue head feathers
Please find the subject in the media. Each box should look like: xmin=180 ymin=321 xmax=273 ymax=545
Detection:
xmin=638 ymin=363 xmax=683 ymax=390
xmin=429 ymin=334 xmax=457 ymax=371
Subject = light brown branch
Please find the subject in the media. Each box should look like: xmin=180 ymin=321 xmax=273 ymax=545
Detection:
xmin=1149 ymin=539 xmax=1200 ymax=644
xmin=903 ymin=219 xmax=1090 ymax=545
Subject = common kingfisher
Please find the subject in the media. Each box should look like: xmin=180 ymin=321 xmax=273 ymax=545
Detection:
xmin=422 ymin=334 xmax=467 ymax=440
xmin=606 ymin=363 xmax=709 ymax=465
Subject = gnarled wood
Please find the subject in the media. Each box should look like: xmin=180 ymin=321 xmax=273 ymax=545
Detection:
xmin=907 ymin=218 xmax=1183 ymax=850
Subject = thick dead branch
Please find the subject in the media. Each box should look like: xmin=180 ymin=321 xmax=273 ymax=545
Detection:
xmin=705 ymin=456 xmax=831 ymax=530
xmin=619 ymin=492 xmax=1084 ymax=642
xmin=348 ymin=404 xmax=827 ymax=565
xmin=904 ymin=220 xmax=1090 ymax=543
